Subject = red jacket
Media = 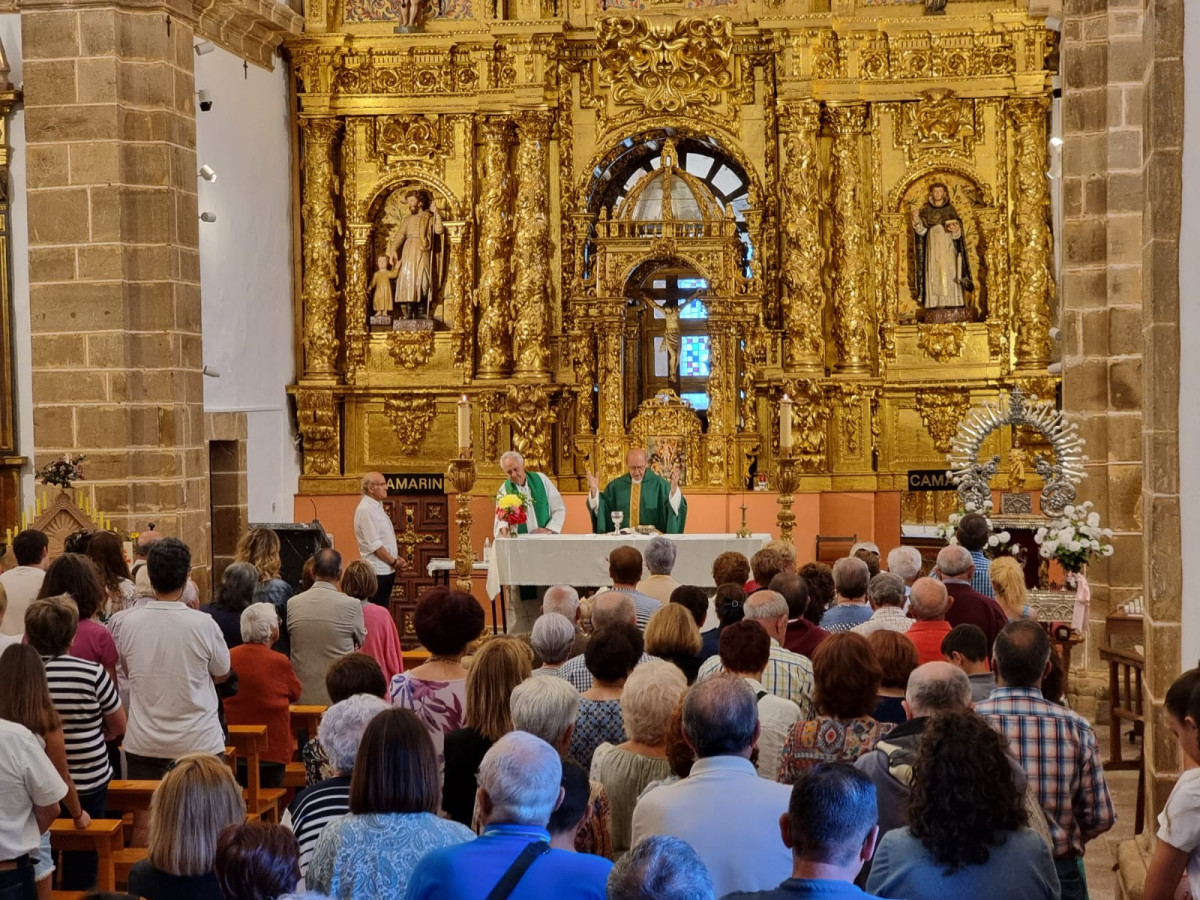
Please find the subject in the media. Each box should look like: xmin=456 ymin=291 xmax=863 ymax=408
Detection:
xmin=224 ymin=642 xmax=303 ymax=764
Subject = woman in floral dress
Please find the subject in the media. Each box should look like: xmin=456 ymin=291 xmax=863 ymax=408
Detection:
xmin=776 ymin=631 xmax=895 ymax=784
xmin=389 ymin=587 xmax=484 ymax=776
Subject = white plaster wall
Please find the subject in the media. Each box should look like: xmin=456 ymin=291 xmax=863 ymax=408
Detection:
xmin=1179 ymin=2 xmax=1200 ymax=668
xmin=195 ymin=43 xmax=300 ymax=523
xmin=0 ymin=15 xmax=33 ymax=504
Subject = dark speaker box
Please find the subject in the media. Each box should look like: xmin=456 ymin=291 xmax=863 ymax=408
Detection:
xmin=249 ymin=522 xmax=331 ymax=592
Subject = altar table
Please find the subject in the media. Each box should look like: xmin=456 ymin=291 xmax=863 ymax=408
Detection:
xmin=485 ymin=532 xmax=771 ymax=601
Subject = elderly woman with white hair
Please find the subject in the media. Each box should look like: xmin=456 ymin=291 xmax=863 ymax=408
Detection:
xmin=635 ymin=537 xmax=679 ymax=606
xmin=531 ymin=612 xmax=577 ymax=675
xmin=590 ymin=661 xmax=687 ymax=858
xmin=223 ymin=602 xmax=303 ymax=789
xmin=284 ymin=694 xmax=390 ymax=878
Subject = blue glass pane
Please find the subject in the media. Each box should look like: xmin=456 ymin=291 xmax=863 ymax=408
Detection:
xmin=679 ymin=299 xmax=708 ymax=320
xmin=680 ymin=336 xmax=710 ymax=376
xmin=677 ymin=278 xmax=708 ymax=290
xmin=680 ymin=392 xmax=710 ymax=410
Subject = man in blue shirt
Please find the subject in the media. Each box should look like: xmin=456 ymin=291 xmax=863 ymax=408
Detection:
xmin=405 ymin=731 xmax=612 ymax=900
xmin=955 ymin=512 xmax=995 ymax=598
xmin=819 ymin=558 xmax=873 ymax=632
xmin=722 ymin=763 xmax=894 ymax=900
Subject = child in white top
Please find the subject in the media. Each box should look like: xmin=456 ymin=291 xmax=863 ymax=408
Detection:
xmin=1146 ymin=668 xmax=1200 ymax=900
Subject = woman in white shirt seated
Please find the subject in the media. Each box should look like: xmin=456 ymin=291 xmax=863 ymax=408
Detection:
xmin=1145 ymin=667 xmax=1200 ymax=900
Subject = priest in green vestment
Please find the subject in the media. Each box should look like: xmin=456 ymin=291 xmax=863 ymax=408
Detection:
xmin=494 ymin=451 xmax=567 ymax=537
xmin=587 ymin=447 xmax=687 ymax=534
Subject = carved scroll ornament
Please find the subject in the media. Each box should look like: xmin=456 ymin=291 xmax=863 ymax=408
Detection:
xmin=383 ymin=396 xmax=436 ymax=454
xmin=916 ymin=388 xmax=971 ymax=454
xmin=596 ymin=17 xmax=734 ymax=114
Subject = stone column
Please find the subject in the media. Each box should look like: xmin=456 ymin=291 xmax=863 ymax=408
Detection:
xmin=23 ymin=4 xmax=209 ymax=574
xmin=824 ymin=103 xmax=873 ymax=375
xmin=299 ymin=117 xmax=342 ymax=376
xmin=778 ymin=100 xmax=827 ymax=375
xmin=512 ymin=111 xmax=553 ymax=380
xmin=475 ymin=116 xmax=516 ymax=379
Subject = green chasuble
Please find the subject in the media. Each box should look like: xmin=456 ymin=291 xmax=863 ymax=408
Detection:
xmin=499 ymin=472 xmax=552 ymax=535
xmin=589 ymin=469 xmax=687 ymax=534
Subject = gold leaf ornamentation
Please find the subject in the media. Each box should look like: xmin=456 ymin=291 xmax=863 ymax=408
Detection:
xmin=505 ymin=385 xmax=557 ymax=473
xmin=916 ymin=389 xmax=972 ymax=454
xmin=296 ymin=389 xmax=340 ymax=476
xmin=386 ymin=329 xmax=435 ymax=369
xmin=596 ymin=17 xmax=734 ymax=113
xmin=917 ymin=323 xmax=967 ymax=363
xmin=383 ymin=396 xmax=436 ymax=454
xmin=376 ymin=115 xmax=443 ymax=159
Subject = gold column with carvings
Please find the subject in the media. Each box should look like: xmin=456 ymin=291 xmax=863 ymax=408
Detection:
xmin=475 ymin=117 xmax=517 ymax=380
xmin=1009 ymin=96 xmax=1055 ymax=371
xmin=300 ymin=118 xmax=343 ymax=377
xmin=779 ymin=100 xmax=827 ymax=375
xmin=512 ymin=111 xmax=553 ymax=380
xmin=826 ymin=103 xmax=873 ymax=376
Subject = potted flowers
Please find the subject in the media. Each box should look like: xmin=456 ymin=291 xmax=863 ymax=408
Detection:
xmin=36 ymin=455 xmax=86 ymax=488
xmin=495 ymin=494 xmax=527 ymax=535
xmin=1034 ymin=501 xmax=1114 ymax=573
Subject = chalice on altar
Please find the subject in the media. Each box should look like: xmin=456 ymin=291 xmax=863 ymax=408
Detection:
xmin=610 ymin=511 xmax=624 ymax=534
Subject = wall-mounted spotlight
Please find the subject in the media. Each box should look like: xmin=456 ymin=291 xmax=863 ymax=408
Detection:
xmin=197 ymin=89 xmax=213 ymax=112
xmin=195 ymin=41 xmax=216 ymax=56
xmin=199 ymin=165 xmax=217 ymax=183
xmin=1047 ymin=361 xmax=1063 ymax=375
xmin=200 ymin=211 xmax=217 ymax=223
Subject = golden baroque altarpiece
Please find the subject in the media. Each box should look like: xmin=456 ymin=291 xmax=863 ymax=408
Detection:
xmin=286 ymin=0 xmax=1059 ymax=496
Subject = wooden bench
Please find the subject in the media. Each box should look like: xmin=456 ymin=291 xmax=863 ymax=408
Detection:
xmin=290 ymin=705 xmax=326 ymax=748
xmin=1100 ymin=644 xmax=1146 ymax=833
xmin=106 ymin=779 xmax=160 ymax=813
xmin=49 ymin=818 xmax=123 ymax=892
xmin=113 ymin=846 xmax=149 ymax=888
xmin=227 ymin=724 xmax=287 ymax=822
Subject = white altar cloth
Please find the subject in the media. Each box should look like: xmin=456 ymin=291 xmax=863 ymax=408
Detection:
xmin=485 ymin=533 xmax=771 ymax=599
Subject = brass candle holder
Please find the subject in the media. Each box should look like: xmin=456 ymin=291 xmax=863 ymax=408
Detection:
xmin=445 ymin=451 xmax=478 ymax=593
xmin=736 ymin=499 xmax=752 ymax=539
xmin=775 ymin=453 xmax=799 ymax=543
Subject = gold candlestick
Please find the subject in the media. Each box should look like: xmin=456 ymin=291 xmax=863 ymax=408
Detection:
xmin=775 ymin=454 xmax=800 ymax=543
xmin=736 ymin=497 xmax=751 ymax=539
xmin=445 ymin=451 xmax=478 ymax=594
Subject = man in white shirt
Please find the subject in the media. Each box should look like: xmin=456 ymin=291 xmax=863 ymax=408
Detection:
xmin=0 ymin=530 xmax=48 ymax=637
xmin=115 ymin=538 xmax=231 ymax=780
xmin=0 ymin=718 xmax=67 ymax=899
xmin=353 ymin=472 xmax=405 ymax=608
xmin=631 ymin=676 xmax=792 ymax=896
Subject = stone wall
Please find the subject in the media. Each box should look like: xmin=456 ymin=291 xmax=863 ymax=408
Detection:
xmin=206 ymin=412 xmax=248 ymax=586
xmin=1057 ymin=0 xmax=1184 ymax=891
xmin=21 ymin=5 xmax=211 ymax=579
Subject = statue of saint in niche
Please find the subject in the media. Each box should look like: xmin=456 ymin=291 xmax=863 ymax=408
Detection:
xmin=384 ymin=188 xmax=445 ymax=321
xmin=911 ymin=183 xmax=974 ymax=317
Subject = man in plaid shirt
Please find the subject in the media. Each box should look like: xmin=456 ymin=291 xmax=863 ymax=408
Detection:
xmin=977 ymin=620 xmax=1115 ymax=900
xmin=956 ymin=512 xmax=995 ymax=598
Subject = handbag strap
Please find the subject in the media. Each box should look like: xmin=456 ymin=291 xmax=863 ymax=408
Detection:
xmin=484 ymin=840 xmax=551 ymax=900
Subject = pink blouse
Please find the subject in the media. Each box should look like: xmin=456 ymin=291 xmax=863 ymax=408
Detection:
xmin=360 ymin=602 xmax=404 ymax=683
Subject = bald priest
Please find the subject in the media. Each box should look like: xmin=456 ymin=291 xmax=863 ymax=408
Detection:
xmin=587 ymin=448 xmax=687 ymax=534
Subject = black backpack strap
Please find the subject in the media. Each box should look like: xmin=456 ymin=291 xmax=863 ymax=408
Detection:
xmin=485 ymin=840 xmax=551 ymax=900
xmin=755 ymin=690 xmax=768 ymax=701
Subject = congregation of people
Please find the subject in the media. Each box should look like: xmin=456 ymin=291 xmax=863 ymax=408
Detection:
xmin=2 ymin=504 xmax=1198 ymax=900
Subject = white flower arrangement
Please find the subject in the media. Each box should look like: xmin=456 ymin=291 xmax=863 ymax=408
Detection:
xmin=1033 ymin=501 xmax=1114 ymax=573
xmin=936 ymin=499 xmax=1016 ymax=557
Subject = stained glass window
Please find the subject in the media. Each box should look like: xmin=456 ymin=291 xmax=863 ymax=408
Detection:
xmin=680 ymin=336 xmax=711 ymax=377
xmin=679 ymin=299 xmax=707 ymax=320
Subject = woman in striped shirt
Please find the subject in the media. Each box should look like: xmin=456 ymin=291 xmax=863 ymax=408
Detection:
xmin=24 ymin=594 xmax=126 ymax=891
xmin=0 ymin=641 xmax=93 ymax=900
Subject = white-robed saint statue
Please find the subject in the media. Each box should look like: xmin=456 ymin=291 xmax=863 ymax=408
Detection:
xmin=386 ymin=188 xmax=445 ymax=320
xmin=587 ymin=448 xmax=687 ymax=534
xmin=911 ymin=183 xmax=974 ymax=310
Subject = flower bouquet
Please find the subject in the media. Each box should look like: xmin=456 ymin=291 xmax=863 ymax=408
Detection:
xmin=1034 ymin=501 xmax=1114 ymax=573
xmin=495 ymin=494 xmax=527 ymax=532
xmin=935 ymin=499 xmax=1016 ymax=558
xmin=37 ymin=455 xmax=86 ymax=488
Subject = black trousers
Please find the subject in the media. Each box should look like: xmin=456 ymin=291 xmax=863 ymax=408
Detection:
xmin=371 ymin=570 xmax=396 ymax=608
xmin=59 ymin=784 xmax=109 ymax=890
xmin=0 ymin=857 xmax=35 ymax=900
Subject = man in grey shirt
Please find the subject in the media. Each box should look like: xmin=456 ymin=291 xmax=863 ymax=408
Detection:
xmin=288 ymin=549 xmax=366 ymax=704
xmin=940 ymin=624 xmax=997 ymax=702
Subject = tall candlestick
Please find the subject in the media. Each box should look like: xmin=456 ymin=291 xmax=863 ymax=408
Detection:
xmin=457 ymin=395 xmax=471 ymax=452
xmin=779 ymin=393 xmax=793 ymax=453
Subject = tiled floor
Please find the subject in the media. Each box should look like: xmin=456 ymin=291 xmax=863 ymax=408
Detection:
xmin=1084 ymin=724 xmax=1143 ymax=900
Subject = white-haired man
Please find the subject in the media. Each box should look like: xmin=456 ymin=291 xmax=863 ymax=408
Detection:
xmin=407 ymin=732 xmax=612 ymax=899
xmin=885 ymin=546 xmax=923 ymax=608
xmin=495 ymin=451 xmax=566 ymax=538
xmin=695 ymin=590 xmax=814 ymax=717
xmin=353 ymin=472 xmax=406 ymax=607
xmin=935 ymin=544 xmax=1008 ymax=656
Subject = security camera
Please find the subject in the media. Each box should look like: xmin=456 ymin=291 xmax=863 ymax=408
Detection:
xmin=198 ymin=165 xmax=217 ymax=182
xmin=199 ymin=211 xmax=217 ymax=223
xmin=194 ymin=41 xmax=216 ymax=56
xmin=197 ymin=89 xmax=213 ymax=112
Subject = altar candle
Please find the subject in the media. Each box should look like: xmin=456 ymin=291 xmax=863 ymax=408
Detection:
xmin=457 ymin=395 xmax=471 ymax=451
xmin=779 ymin=393 xmax=793 ymax=453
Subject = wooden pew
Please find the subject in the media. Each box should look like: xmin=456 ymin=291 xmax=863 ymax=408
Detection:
xmin=105 ymin=780 xmax=159 ymax=813
xmin=285 ymin=705 xmax=327 ymax=789
xmin=227 ymin=724 xmax=287 ymax=822
xmin=49 ymin=819 xmax=123 ymax=892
